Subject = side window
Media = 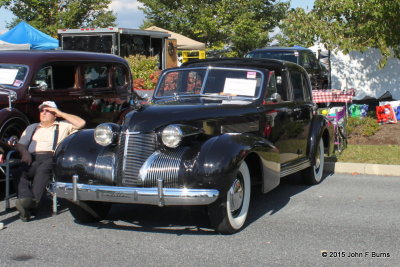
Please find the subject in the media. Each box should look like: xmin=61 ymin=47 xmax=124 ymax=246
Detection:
xmin=113 ymin=65 xmax=128 ymax=87
xmin=302 ymin=72 xmax=312 ymax=101
xmin=33 ymin=66 xmax=53 ymax=89
xmin=307 ymin=52 xmax=319 ymax=69
xmin=291 ymin=70 xmax=305 ymax=101
xmin=265 ymin=71 xmax=277 ymax=99
xmin=33 ymin=65 xmax=76 ymax=90
xmin=84 ymin=64 xmax=109 ymax=89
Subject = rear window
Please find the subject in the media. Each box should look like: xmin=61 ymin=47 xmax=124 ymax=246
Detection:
xmin=246 ymin=51 xmax=298 ymax=64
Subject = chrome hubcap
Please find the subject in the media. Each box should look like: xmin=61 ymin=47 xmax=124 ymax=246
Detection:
xmin=229 ymin=178 xmax=244 ymax=213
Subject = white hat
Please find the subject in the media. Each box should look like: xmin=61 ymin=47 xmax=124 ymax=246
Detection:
xmin=38 ymin=101 xmax=57 ymax=109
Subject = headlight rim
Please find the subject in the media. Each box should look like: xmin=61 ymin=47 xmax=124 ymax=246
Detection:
xmin=94 ymin=123 xmax=119 ymax=146
xmin=161 ymin=124 xmax=183 ymax=148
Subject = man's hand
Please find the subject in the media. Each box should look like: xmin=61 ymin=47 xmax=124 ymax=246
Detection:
xmin=42 ymin=107 xmax=63 ymax=117
xmin=43 ymin=107 xmax=86 ymax=129
xmin=20 ymin=151 xmax=32 ymax=165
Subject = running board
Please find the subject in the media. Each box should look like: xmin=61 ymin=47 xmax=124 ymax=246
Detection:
xmin=280 ymin=159 xmax=311 ymax=178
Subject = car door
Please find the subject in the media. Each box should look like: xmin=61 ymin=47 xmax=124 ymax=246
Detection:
xmin=27 ymin=62 xmax=82 ymax=123
xmin=288 ymin=66 xmax=315 ymax=159
xmin=258 ymin=69 xmax=299 ymax=164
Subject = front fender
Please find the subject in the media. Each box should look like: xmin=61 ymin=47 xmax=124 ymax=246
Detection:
xmin=0 ymin=107 xmax=30 ymax=134
xmin=187 ymin=133 xmax=278 ymax=195
xmin=54 ymin=129 xmax=116 ymax=185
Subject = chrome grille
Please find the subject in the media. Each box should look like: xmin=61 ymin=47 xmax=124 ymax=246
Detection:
xmin=141 ymin=148 xmax=186 ymax=188
xmin=118 ymin=131 xmax=156 ymax=186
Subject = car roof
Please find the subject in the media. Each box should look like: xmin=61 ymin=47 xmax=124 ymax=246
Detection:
xmin=181 ymin=58 xmax=301 ymax=71
xmin=0 ymin=50 xmax=128 ymax=65
xmin=248 ymin=46 xmax=312 ymax=53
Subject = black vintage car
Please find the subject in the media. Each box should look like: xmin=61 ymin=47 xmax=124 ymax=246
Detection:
xmin=51 ymin=58 xmax=334 ymax=234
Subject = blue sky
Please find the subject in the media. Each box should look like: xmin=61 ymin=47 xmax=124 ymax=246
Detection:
xmin=0 ymin=0 xmax=314 ymax=32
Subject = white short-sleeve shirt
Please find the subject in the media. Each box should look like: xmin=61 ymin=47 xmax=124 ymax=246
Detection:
xmin=18 ymin=121 xmax=77 ymax=153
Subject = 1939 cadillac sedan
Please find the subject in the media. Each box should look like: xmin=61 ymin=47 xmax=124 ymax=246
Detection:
xmin=51 ymin=58 xmax=334 ymax=234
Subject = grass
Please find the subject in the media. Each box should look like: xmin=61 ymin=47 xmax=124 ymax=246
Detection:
xmin=328 ymin=144 xmax=400 ymax=165
xmin=325 ymin=115 xmax=400 ymax=165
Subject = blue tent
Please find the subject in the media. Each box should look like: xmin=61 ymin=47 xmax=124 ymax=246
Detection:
xmin=0 ymin=21 xmax=58 ymax=50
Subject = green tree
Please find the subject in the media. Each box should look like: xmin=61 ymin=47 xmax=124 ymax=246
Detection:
xmin=138 ymin=0 xmax=289 ymax=56
xmin=0 ymin=0 xmax=116 ymax=37
xmin=278 ymin=0 xmax=400 ymax=67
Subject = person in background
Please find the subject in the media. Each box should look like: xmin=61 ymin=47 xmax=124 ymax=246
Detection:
xmin=14 ymin=101 xmax=85 ymax=222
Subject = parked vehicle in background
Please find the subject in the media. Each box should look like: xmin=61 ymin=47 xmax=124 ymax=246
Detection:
xmin=51 ymin=58 xmax=334 ymax=234
xmin=246 ymin=47 xmax=330 ymax=90
xmin=57 ymin=28 xmax=173 ymax=69
xmin=0 ymin=50 xmax=134 ymax=198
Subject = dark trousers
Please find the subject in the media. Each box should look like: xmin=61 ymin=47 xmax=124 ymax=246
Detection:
xmin=14 ymin=153 xmax=54 ymax=202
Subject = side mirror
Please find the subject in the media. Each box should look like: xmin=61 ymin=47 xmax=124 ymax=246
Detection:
xmin=29 ymin=81 xmax=49 ymax=92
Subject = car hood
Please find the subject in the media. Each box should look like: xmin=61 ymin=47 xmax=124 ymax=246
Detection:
xmin=124 ymin=98 xmax=258 ymax=133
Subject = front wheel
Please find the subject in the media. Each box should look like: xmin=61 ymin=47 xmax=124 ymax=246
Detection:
xmin=208 ymin=161 xmax=251 ymax=234
xmin=66 ymin=200 xmax=111 ymax=223
xmin=302 ymin=138 xmax=325 ymax=185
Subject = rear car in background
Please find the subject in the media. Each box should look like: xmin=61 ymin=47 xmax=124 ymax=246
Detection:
xmin=0 ymin=50 xmax=134 ymax=199
xmin=246 ymin=47 xmax=330 ymax=90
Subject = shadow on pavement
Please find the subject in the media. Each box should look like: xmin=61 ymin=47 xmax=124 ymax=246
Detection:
xmin=75 ymin=172 xmax=332 ymax=235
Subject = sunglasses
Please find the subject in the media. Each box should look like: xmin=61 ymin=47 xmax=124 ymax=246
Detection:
xmin=39 ymin=108 xmax=55 ymax=114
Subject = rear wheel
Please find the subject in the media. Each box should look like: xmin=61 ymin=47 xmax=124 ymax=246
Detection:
xmin=302 ymin=138 xmax=325 ymax=185
xmin=66 ymin=201 xmax=111 ymax=223
xmin=208 ymin=161 xmax=251 ymax=234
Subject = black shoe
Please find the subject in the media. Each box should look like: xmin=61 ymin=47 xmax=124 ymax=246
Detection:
xmin=15 ymin=198 xmax=31 ymax=222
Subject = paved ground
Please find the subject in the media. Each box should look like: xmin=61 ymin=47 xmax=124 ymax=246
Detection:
xmin=1 ymin=173 xmax=400 ymax=267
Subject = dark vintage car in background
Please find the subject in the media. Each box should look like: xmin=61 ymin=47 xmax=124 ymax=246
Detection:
xmin=246 ymin=46 xmax=330 ymax=90
xmin=51 ymin=58 xmax=334 ymax=234
xmin=0 ymin=50 xmax=134 ymax=199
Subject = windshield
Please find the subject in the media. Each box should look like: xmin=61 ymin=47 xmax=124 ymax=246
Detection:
xmin=246 ymin=51 xmax=298 ymax=64
xmin=155 ymin=67 xmax=264 ymax=100
xmin=0 ymin=64 xmax=29 ymax=89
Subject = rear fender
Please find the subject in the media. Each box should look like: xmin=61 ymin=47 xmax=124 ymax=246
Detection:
xmin=307 ymin=115 xmax=334 ymax=160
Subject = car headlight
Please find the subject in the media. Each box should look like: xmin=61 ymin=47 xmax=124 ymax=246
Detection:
xmin=94 ymin=123 xmax=119 ymax=146
xmin=161 ymin=125 xmax=183 ymax=148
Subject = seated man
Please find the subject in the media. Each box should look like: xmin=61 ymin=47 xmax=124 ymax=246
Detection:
xmin=14 ymin=101 xmax=85 ymax=221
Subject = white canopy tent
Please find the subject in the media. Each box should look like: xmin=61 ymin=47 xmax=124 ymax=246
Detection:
xmin=309 ymin=44 xmax=400 ymax=100
xmin=146 ymin=26 xmax=205 ymax=50
xmin=0 ymin=40 xmax=30 ymax=50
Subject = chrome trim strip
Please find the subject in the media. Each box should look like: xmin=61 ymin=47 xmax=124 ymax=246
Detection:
xmin=51 ymin=182 xmax=219 ymax=206
xmin=122 ymin=129 xmax=129 ymax=172
xmin=280 ymin=160 xmax=311 ymax=178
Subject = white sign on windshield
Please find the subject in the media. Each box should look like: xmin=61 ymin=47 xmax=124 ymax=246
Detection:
xmin=223 ymin=78 xmax=257 ymax=96
xmin=0 ymin=69 xmax=19 ymax=84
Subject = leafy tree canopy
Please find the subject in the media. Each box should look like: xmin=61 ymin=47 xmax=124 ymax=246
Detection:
xmin=277 ymin=0 xmax=400 ymax=67
xmin=0 ymin=0 xmax=116 ymax=37
xmin=139 ymin=0 xmax=289 ymax=56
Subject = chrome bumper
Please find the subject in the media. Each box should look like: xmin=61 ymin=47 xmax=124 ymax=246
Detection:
xmin=51 ymin=178 xmax=219 ymax=207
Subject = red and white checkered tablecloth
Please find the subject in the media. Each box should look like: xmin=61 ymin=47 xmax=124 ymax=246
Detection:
xmin=312 ymin=89 xmax=355 ymax=103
